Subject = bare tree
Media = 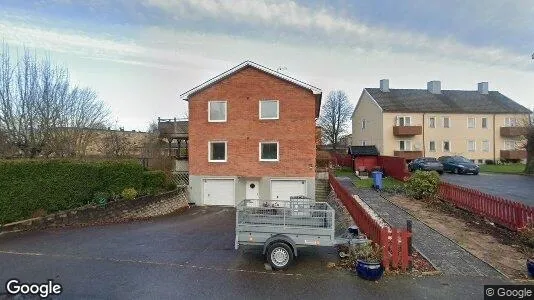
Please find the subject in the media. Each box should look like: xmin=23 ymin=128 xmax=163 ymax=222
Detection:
xmin=99 ymin=128 xmax=134 ymax=157
xmin=318 ymin=90 xmax=354 ymax=150
xmin=0 ymin=43 xmax=109 ymax=157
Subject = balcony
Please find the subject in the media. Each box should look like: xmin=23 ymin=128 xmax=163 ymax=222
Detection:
xmin=394 ymin=150 xmax=423 ymax=160
xmin=500 ymin=126 xmax=527 ymax=137
xmin=500 ymin=150 xmax=527 ymax=160
xmin=393 ymin=126 xmax=422 ymax=136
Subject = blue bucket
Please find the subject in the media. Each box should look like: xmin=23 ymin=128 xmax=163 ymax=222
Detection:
xmin=355 ymin=260 xmax=384 ymax=280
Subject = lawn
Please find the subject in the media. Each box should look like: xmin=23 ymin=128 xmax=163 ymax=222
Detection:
xmin=479 ymin=163 xmax=525 ymax=174
xmin=334 ymin=167 xmax=405 ymax=192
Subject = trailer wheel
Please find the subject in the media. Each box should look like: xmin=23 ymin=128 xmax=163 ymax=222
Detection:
xmin=266 ymin=242 xmax=294 ymax=270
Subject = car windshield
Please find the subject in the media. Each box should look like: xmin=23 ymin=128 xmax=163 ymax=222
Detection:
xmin=422 ymin=158 xmax=438 ymax=162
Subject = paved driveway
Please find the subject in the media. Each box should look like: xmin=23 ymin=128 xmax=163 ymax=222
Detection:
xmin=441 ymin=173 xmax=534 ymax=206
xmin=0 ymin=206 xmax=507 ymax=299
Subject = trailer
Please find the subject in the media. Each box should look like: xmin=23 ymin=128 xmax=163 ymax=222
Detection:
xmin=235 ymin=198 xmax=363 ymax=269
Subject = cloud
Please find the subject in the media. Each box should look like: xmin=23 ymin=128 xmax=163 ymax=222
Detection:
xmin=142 ymin=0 xmax=533 ymax=70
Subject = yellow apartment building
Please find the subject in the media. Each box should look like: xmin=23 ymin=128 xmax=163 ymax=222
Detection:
xmin=351 ymin=80 xmax=531 ymax=163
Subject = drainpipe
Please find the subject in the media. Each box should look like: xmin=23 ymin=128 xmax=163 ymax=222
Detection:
xmin=423 ymin=113 xmax=426 ymax=157
xmin=493 ymin=114 xmax=496 ymax=162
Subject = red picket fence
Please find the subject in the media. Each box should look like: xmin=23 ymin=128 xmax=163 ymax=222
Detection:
xmin=376 ymin=156 xmax=410 ymax=182
xmin=439 ymin=182 xmax=534 ymax=231
xmin=328 ymin=171 xmax=411 ymax=270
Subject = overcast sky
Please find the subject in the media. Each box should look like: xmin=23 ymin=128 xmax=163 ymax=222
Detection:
xmin=1 ymin=0 xmax=533 ymax=131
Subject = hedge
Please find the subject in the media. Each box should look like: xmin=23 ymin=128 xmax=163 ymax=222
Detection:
xmin=0 ymin=159 xmax=169 ymax=224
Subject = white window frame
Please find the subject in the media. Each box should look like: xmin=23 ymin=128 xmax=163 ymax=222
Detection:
xmin=208 ymin=141 xmax=227 ymax=162
xmin=361 ymin=119 xmax=366 ymax=130
xmin=467 ymin=140 xmax=476 ymax=152
xmin=429 ymin=116 xmax=436 ymax=128
xmin=467 ymin=117 xmax=476 ymax=129
xmin=208 ymin=101 xmax=227 ymax=122
xmin=442 ymin=116 xmax=451 ymax=128
xmin=443 ymin=140 xmax=451 ymax=152
xmin=429 ymin=141 xmax=436 ymax=152
xmin=482 ymin=140 xmax=490 ymax=152
xmin=398 ymin=140 xmax=412 ymax=151
xmin=361 ymin=140 xmax=367 ymax=146
xmin=259 ymin=141 xmax=279 ymax=162
xmin=396 ymin=116 xmax=411 ymax=126
xmin=481 ymin=117 xmax=488 ymax=129
xmin=259 ymin=100 xmax=279 ymax=120
xmin=504 ymin=140 xmax=517 ymax=150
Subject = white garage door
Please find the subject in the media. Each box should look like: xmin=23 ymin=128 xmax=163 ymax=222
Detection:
xmin=271 ymin=180 xmax=307 ymax=201
xmin=203 ymin=179 xmax=235 ymax=206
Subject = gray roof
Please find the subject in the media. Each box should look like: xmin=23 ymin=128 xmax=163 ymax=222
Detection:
xmin=365 ymin=88 xmax=532 ymax=114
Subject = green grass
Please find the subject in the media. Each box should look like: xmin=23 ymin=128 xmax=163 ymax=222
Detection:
xmin=479 ymin=163 xmax=525 ymax=174
xmin=334 ymin=167 xmax=405 ymax=193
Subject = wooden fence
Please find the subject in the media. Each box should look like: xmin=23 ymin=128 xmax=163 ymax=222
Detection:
xmin=439 ymin=182 xmax=534 ymax=231
xmin=329 ymin=171 xmax=411 ymax=270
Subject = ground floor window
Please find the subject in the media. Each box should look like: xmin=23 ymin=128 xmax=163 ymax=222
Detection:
xmin=429 ymin=141 xmax=436 ymax=152
xmin=443 ymin=140 xmax=450 ymax=152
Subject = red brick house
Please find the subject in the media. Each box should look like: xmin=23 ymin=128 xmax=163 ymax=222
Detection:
xmin=181 ymin=61 xmax=322 ymax=206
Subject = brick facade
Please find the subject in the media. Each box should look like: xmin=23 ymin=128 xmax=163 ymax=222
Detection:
xmin=188 ymin=66 xmax=317 ymax=178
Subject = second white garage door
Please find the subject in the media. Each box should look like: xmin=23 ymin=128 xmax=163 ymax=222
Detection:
xmin=203 ymin=179 xmax=235 ymax=206
xmin=271 ymin=180 xmax=307 ymax=201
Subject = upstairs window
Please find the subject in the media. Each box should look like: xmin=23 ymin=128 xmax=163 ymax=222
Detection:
xmin=259 ymin=100 xmax=279 ymax=120
xmin=396 ymin=116 xmax=411 ymax=126
xmin=442 ymin=117 xmax=450 ymax=128
xmin=208 ymin=101 xmax=227 ymax=122
xmin=361 ymin=119 xmax=367 ymax=130
xmin=259 ymin=142 xmax=279 ymax=161
xmin=398 ymin=140 xmax=412 ymax=151
xmin=208 ymin=141 xmax=227 ymax=162
xmin=429 ymin=117 xmax=436 ymax=128
xmin=481 ymin=117 xmax=488 ymax=129
xmin=505 ymin=117 xmax=517 ymax=127
xmin=468 ymin=117 xmax=476 ymax=128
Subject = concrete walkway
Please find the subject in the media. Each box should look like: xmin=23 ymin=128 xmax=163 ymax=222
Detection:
xmin=337 ymin=177 xmax=503 ymax=278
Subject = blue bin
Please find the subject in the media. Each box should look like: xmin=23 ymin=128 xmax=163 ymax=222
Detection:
xmin=371 ymin=171 xmax=383 ymax=190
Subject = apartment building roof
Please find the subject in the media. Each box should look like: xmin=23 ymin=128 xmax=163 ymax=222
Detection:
xmin=365 ymin=88 xmax=532 ymax=114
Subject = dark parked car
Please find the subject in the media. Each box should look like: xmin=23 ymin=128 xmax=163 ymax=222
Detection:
xmin=408 ymin=157 xmax=444 ymax=174
xmin=438 ymin=156 xmax=480 ymax=175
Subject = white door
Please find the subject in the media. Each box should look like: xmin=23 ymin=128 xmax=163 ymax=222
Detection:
xmin=203 ymin=179 xmax=235 ymax=206
xmin=246 ymin=181 xmax=259 ymax=199
xmin=271 ymin=180 xmax=307 ymax=201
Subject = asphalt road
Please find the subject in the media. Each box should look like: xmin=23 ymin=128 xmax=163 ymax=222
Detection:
xmin=0 ymin=206 xmax=509 ymax=299
xmin=441 ymin=173 xmax=534 ymax=206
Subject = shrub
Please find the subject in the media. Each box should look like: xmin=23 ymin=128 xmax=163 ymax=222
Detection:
xmin=0 ymin=159 xmax=168 ymax=224
xmin=143 ymin=170 xmax=166 ymax=192
xmin=121 ymin=187 xmax=138 ymax=200
xmin=405 ymin=170 xmax=440 ymax=200
xmin=349 ymin=242 xmax=382 ymax=264
xmin=485 ymin=159 xmax=495 ymax=165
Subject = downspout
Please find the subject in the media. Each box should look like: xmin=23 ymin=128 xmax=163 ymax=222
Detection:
xmin=423 ymin=113 xmax=426 ymax=157
xmin=493 ymin=114 xmax=496 ymax=162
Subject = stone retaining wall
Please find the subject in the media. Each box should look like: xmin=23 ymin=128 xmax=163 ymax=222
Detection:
xmin=0 ymin=187 xmax=189 ymax=233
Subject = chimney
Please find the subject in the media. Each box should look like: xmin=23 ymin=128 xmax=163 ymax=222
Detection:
xmin=380 ymin=79 xmax=389 ymax=92
xmin=427 ymin=80 xmax=441 ymax=94
xmin=478 ymin=82 xmax=488 ymax=94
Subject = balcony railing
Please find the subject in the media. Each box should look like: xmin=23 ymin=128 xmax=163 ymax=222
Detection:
xmin=500 ymin=126 xmax=527 ymax=137
xmin=500 ymin=150 xmax=527 ymax=160
xmin=394 ymin=150 xmax=423 ymax=160
xmin=393 ymin=126 xmax=422 ymax=136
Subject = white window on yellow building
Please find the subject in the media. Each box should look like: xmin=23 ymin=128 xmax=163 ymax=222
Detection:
xmin=468 ymin=117 xmax=476 ymax=128
xmin=467 ymin=140 xmax=476 ymax=152
xmin=398 ymin=140 xmax=412 ymax=151
xmin=482 ymin=140 xmax=490 ymax=152
xmin=442 ymin=117 xmax=450 ymax=128
xmin=504 ymin=140 xmax=518 ymax=150
xmin=443 ymin=140 xmax=451 ymax=152
xmin=396 ymin=116 xmax=411 ymax=126
xmin=429 ymin=117 xmax=436 ymax=128
xmin=429 ymin=141 xmax=436 ymax=152
xmin=481 ymin=117 xmax=488 ymax=129
xmin=505 ymin=117 xmax=517 ymax=127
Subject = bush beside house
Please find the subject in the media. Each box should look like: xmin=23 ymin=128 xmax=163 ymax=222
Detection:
xmin=0 ymin=160 xmax=170 ymax=224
